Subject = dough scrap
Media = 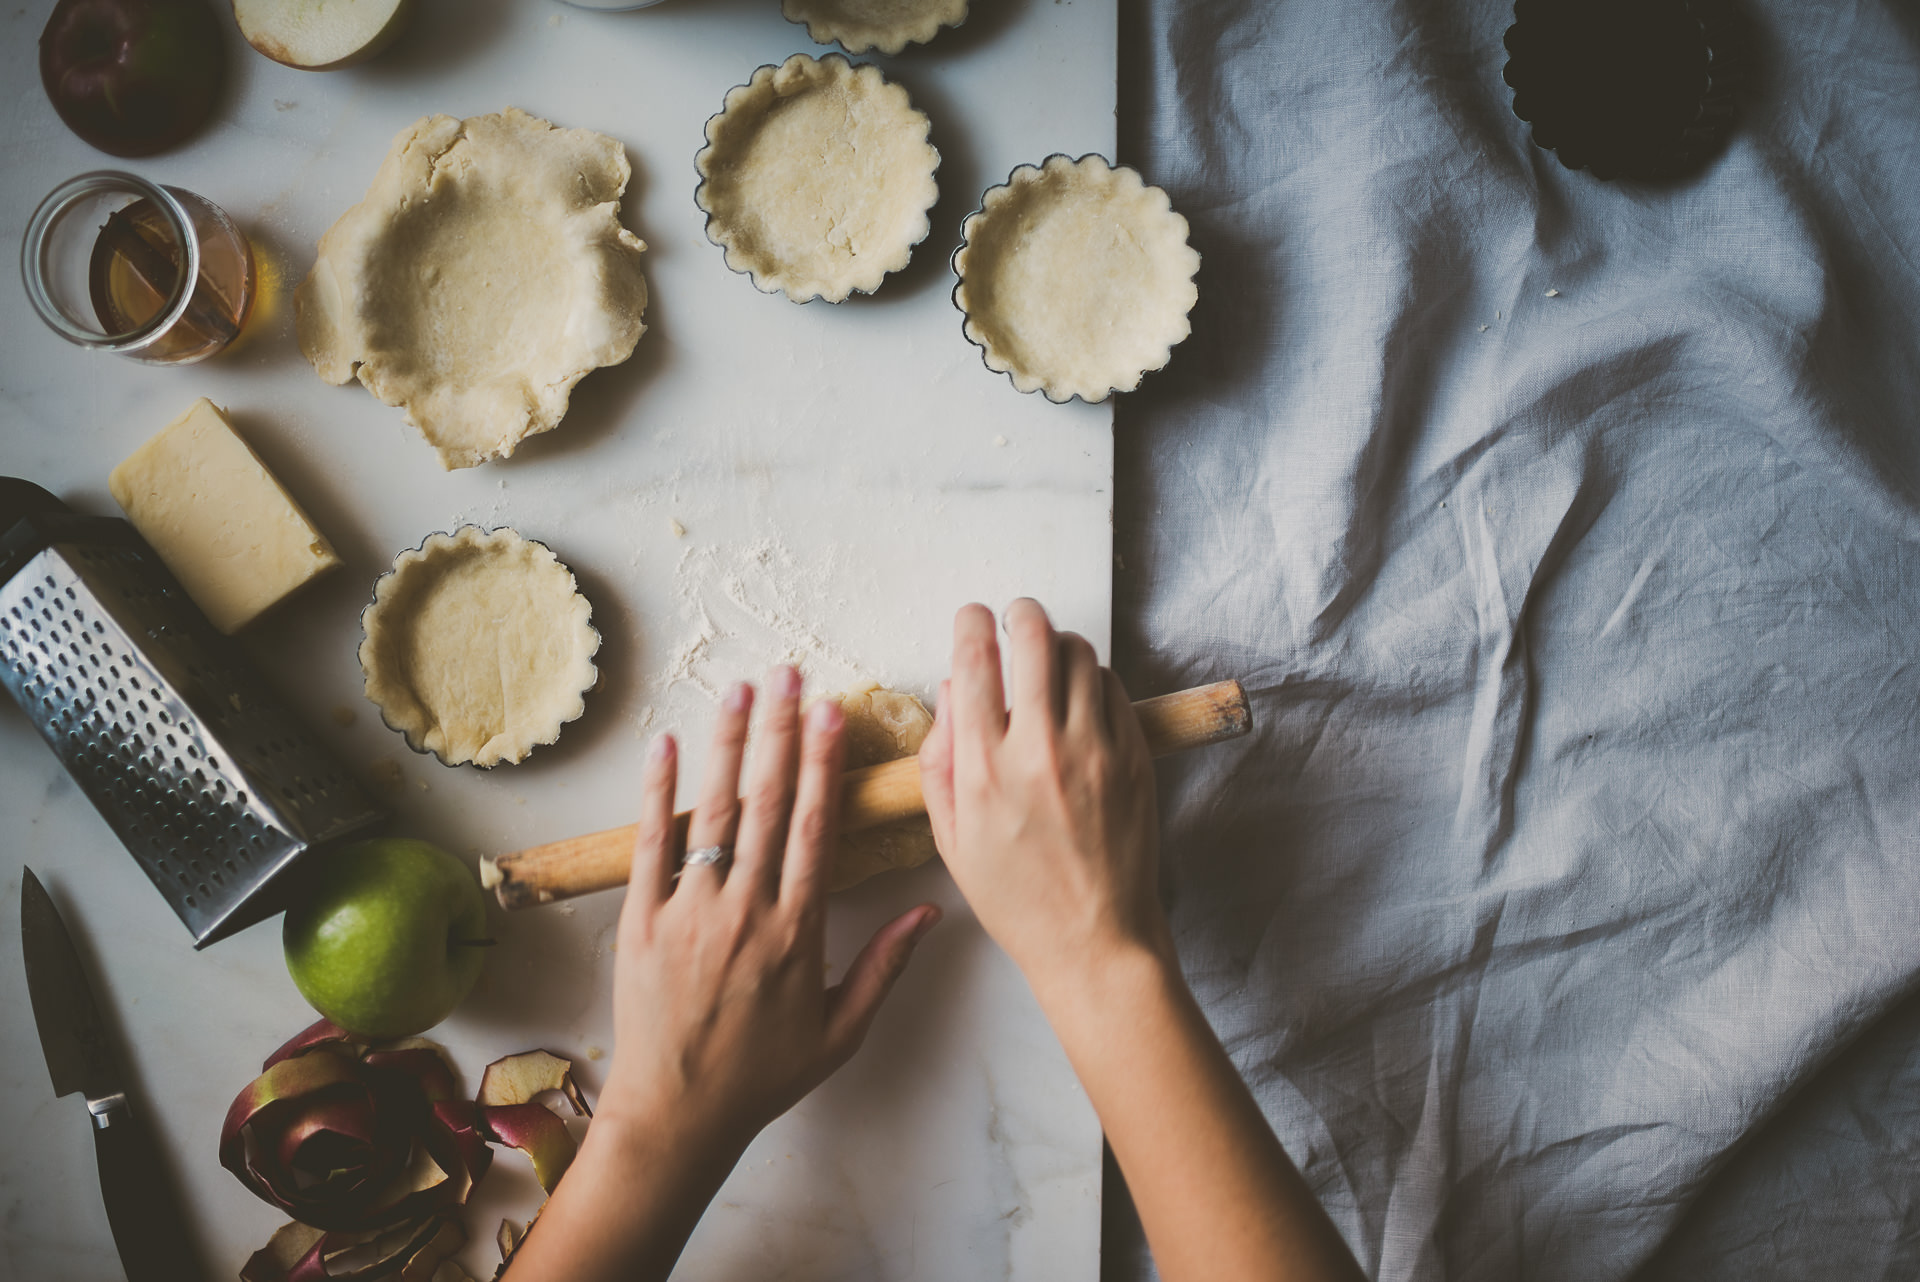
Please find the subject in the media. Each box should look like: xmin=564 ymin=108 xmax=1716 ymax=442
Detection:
xmin=953 ymin=154 xmax=1200 ymax=403
xmin=296 ymin=108 xmax=649 ymax=470
xmin=360 ymin=527 xmax=599 ymax=768
xmin=696 ymin=55 xmax=939 ymax=303
xmin=781 ymin=0 xmax=968 ymax=55
xmin=824 ymin=682 xmax=939 ymax=891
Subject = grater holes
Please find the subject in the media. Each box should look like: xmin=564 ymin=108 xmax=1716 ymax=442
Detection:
xmin=15 ymin=549 xmax=381 ymax=929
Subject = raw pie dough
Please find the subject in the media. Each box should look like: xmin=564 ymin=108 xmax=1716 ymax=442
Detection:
xmin=781 ymin=0 xmax=969 ymax=55
xmin=360 ymin=527 xmax=599 ymax=768
xmin=696 ymin=55 xmax=939 ymax=303
xmin=824 ymin=682 xmax=939 ymax=891
xmin=953 ymin=154 xmax=1201 ymax=403
xmin=296 ymin=108 xmax=649 ymax=470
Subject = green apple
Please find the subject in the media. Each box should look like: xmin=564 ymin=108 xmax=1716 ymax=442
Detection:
xmin=283 ymin=838 xmax=490 ymax=1039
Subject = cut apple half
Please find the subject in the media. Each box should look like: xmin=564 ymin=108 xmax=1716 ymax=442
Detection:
xmin=233 ymin=0 xmax=412 ymax=71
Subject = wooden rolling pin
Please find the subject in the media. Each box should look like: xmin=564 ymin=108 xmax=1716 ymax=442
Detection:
xmin=482 ymin=678 xmax=1251 ymax=910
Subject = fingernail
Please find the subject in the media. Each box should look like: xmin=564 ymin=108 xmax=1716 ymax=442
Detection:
xmin=809 ymin=699 xmax=842 ymax=731
xmin=648 ymin=733 xmax=676 ymax=762
xmin=771 ymin=665 xmax=801 ymax=699
xmin=725 ymin=681 xmax=753 ymax=713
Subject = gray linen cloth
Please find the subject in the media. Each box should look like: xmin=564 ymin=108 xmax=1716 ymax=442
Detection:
xmin=1108 ymin=1 xmax=1920 ymax=1278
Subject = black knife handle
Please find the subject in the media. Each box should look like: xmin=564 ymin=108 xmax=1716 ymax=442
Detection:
xmin=92 ymin=1098 xmax=206 ymax=1282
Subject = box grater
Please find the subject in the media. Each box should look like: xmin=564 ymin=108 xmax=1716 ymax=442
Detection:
xmin=0 ymin=479 xmax=383 ymax=947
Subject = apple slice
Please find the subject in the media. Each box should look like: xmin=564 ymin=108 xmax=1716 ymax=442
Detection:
xmin=232 ymin=0 xmax=411 ymax=71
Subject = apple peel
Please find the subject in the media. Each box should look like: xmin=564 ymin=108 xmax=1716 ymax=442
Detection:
xmin=477 ymin=1049 xmax=591 ymax=1116
xmin=475 ymin=1050 xmax=588 ymax=1193
xmin=241 ymin=1212 xmax=471 ymax=1282
xmin=224 ymin=1022 xmax=488 ymax=1232
xmin=478 ymin=1103 xmax=576 ymax=1194
xmin=231 ymin=1023 xmax=589 ymax=1279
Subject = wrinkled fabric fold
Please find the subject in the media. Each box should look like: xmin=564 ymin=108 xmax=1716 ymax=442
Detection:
xmin=1111 ymin=1 xmax=1920 ymax=1278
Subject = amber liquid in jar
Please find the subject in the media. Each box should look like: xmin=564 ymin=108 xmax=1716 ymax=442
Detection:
xmin=86 ymin=195 xmax=255 ymax=364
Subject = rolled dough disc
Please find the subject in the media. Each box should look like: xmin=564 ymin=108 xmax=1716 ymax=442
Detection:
xmin=296 ymin=107 xmax=649 ymax=470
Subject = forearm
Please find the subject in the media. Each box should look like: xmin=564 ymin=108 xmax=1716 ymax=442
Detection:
xmin=1034 ymin=946 xmax=1363 ymax=1282
xmin=501 ymin=1114 xmax=744 ymax=1282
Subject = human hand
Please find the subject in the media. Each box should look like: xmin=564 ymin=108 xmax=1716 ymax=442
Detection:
xmin=594 ymin=667 xmax=941 ymax=1158
xmin=917 ymin=600 xmax=1170 ymax=1000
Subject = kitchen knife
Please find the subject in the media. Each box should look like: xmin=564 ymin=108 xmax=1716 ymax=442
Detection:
xmin=21 ymin=867 xmax=205 ymax=1282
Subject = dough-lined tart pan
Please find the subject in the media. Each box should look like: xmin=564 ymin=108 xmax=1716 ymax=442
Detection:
xmin=781 ymin=0 xmax=969 ymax=56
xmin=695 ymin=54 xmax=939 ymax=304
xmin=951 ymin=154 xmax=1200 ymax=404
xmin=296 ymin=108 xmax=649 ymax=470
xmin=360 ymin=527 xmax=600 ymax=769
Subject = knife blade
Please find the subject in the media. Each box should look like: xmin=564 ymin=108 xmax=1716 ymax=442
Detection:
xmin=21 ymin=867 xmax=206 ymax=1282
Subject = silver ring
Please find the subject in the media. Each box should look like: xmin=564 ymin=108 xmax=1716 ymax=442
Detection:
xmin=675 ymin=845 xmax=733 ymax=879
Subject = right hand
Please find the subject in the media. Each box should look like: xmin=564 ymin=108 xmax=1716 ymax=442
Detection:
xmin=917 ymin=600 xmax=1172 ymax=994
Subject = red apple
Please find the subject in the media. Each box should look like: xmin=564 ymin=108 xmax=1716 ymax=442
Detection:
xmin=40 ymin=0 xmax=226 ymax=158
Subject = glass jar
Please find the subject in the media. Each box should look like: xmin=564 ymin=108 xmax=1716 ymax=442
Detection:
xmin=21 ymin=171 xmax=256 ymax=366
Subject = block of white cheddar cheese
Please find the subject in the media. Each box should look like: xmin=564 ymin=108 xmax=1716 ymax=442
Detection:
xmin=109 ymin=399 xmax=341 ymax=635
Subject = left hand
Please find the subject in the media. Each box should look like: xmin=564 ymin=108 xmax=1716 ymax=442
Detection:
xmin=594 ymin=666 xmax=941 ymax=1155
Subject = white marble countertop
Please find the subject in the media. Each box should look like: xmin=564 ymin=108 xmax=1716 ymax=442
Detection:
xmin=0 ymin=0 xmax=1115 ymax=1276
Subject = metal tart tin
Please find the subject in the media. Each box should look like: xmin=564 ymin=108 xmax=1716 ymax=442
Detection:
xmin=779 ymin=0 xmax=971 ymax=57
xmin=358 ymin=527 xmax=601 ymax=770
xmin=1503 ymin=0 xmax=1748 ymax=182
xmin=949 ymin=153 xmax=1199 ymax=406
xmin=694 ymin=53 xmax=941 ymax=304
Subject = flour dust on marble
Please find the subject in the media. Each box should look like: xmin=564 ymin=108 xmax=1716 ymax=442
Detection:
xmin=639 ymin=533 xmax=903 ymax=733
